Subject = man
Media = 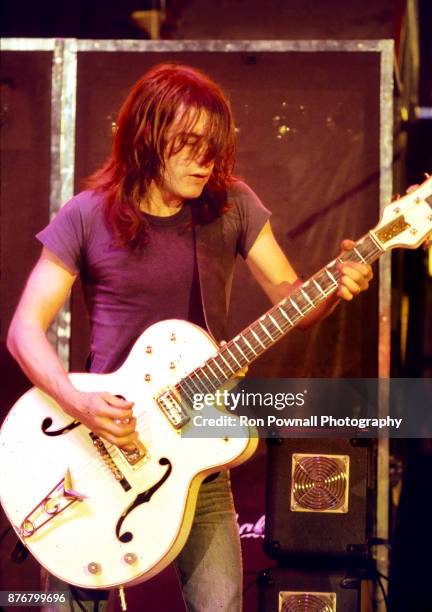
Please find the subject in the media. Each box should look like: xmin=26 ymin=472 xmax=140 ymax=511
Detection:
xmin=7 ymin=63 xmax=372 ymax=611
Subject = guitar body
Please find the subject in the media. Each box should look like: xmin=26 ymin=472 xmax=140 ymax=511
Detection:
xmin=0 ymin=320 xmax=257 ymax=589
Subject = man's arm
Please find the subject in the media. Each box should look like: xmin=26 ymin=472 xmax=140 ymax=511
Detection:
xmin=7 ymin=248 xmax=137 ymax=447
xmin=245 ymin=221 xmax=373 ymax=328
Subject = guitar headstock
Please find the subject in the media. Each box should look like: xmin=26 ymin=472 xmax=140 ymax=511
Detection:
xmin=371 ymin=175 xmax=432 ymax=251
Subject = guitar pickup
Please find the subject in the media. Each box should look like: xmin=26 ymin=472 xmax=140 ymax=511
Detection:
xmin=156 ymin=387 xmax=190 ymax=430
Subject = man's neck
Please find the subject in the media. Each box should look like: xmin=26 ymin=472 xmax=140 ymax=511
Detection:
xmin=140 ymin=181 xmax=184 ymax=217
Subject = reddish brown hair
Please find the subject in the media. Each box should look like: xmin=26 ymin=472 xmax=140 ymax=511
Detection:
xmin=86 ymin=63 xmax=237 ymax=248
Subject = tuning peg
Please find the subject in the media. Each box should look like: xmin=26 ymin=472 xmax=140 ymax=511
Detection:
xmin=423 ymin=236 xmax=432 ymax=250
xmin=424 ymin=173 xmax=430 ymax=179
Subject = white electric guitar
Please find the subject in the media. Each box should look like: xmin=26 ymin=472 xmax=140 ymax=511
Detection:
xmin=0 ymin=178 xmax=431 ymax=590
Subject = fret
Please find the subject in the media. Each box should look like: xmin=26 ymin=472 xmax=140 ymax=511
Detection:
xmin=212 ymin=358 xmax=228 ymax=377
xmin=305 ymin=287 xmax=321 ymax=305
xmin=235 ymin=334 xmax=255 ymax=362
xmin=242 ymin=335 xmax=258 ymax=356
xmin=353 ymin=234 xmax=382 ymax=263
xmin=225 ymin=345 xmax=243 ymax=369
xmin=301 ymin=288 xmax=315 ymax=308
xmin=198 ymin=366 xmax=218 ymax=390
xmin=279 ymin=305 xmax=294 ymax=326
xmin=294 ymin=290 xmax=310 ymax=311
xmin=205 ymin=362 xmax=220 ymax=381
xmin=353 ymin=247 xmax=367 ymax=264
xmin=232 ymin=337 xmax=251 ymax=361
xmin=180 ymin=376 xmax=200 ymax=399
xmin=259 ymin=319 xmax=275 ymax=342
xmin=218 ymin=351 xmax=236 ymax=374
xmin=341 ymin=250 xmax=357 ymax=264
xmin=190 ymin=370 xmax=209 ymax=394
xmin=287 ymin=300 xmax=303 ymax=322
xmin=365 ymin=236 xmax=383 ymax=261
xmin=302 ymin=279 xmax=317 ymax=295
xmin=289 ymin=297 xmax=304 ymax=318
xmin=325 ymin=268 xmax=338 ymax=285
xmin=340 ymin=238 xmax=381 ymax=267
xmin=315 ymin=271 xmax=334 ymax=293
xmin=269 ymin=313 xmax=284 ymax=333
xmin=313 ymin=278 xmax=327 ymax=297
xmin=368 ymin=232 xmax=385 ymax=257
xmin=250 ymin=328 xmax=266 ymax=349
xmin=262 ymin=313 xmax=282 ymax=337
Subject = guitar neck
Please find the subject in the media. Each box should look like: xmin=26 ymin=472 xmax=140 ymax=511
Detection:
xmin=176 ymin=232 xmax=383 ymax=396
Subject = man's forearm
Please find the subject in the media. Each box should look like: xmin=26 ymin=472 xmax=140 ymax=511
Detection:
xmin=6 ymin=322 xmax=79 ymax=414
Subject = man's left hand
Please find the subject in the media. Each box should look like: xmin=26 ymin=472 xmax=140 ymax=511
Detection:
xmin=337 ymin=239 xmax=373 ymax=301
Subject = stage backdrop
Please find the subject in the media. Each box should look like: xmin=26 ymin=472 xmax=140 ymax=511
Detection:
xmin=1 ymin=40 xmax=393 ymax=612
xmin=72 ymin=47 xmax=382 ymax=378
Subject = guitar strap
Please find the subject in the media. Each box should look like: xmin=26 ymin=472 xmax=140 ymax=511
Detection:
xmin=194 ymin=214 xmax=236 ymax=345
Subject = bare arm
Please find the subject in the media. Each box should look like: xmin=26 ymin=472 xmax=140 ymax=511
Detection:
xmin=245 ymin=222 xmax=373 ymax=328
xmin=7 ymin=248 xmax=137 ymax=447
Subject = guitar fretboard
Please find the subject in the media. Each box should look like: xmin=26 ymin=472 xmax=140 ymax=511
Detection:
xmin=174 ymin=233 xmax=383 ymax=403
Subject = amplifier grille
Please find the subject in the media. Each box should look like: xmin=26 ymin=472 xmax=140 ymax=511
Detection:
xmin=290 ymin=454 xmax=349 ymax=513
xmin=279 ymin=591 xmax=336 ymax=611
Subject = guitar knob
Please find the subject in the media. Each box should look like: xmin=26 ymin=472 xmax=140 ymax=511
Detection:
xmin=123 ymin=553 xmax=138 ymax=565
xmin=170 ymin=333 xmax=176 ymax=341
xmin=87 ymin=562 xmax=101 ymax=574
xmin=144 ymin=374 xmax=151 ymax=382
xmin=146 ymin=346 xmax=152 ymax=354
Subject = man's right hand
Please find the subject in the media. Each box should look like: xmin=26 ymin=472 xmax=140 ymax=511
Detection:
xmin=65 ymin=390 xmax=137 ymax=449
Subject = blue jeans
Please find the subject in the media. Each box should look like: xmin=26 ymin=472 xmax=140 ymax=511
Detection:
xmin=42 ymin=471 xmax=242 ymax=612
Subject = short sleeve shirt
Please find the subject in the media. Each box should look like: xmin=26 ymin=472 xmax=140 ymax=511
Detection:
xmin=37 ymin=180 xmax=271 ymax=373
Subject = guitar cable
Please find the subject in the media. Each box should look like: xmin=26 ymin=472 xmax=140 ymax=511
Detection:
xmin=0 ymin=525 xmax=30 ymax=563
xmin=10 ymin=538 xmax=29 ymax=563
xmin=69 ymin=586 xmax=94 ymax=612
xmin=69 ymin=587 xmax=87 ymax=612
xmin=0 ymin=525 xmax=12 ymax=546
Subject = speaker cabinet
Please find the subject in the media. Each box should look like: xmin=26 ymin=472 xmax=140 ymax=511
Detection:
xmin=0 ymin=51 xmax=52 ymax=343
xmin=258 ymin=566 xmax=361 ymax=612
xmin=264 ymin=438 xmax=373 ymax=562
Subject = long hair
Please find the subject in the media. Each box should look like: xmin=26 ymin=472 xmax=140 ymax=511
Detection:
xmin=86 ymin=63 xmax=237 ymax=249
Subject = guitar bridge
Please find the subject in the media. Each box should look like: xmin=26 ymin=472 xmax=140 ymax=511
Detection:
xmin=19 ymin=472 xmax=85 ymax=538
xmin=119 ymin=443 xmax=148 ymax=466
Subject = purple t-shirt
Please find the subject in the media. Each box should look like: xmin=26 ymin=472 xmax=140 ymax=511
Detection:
xmin=37 ymin=180 xmax=270 ymax=373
